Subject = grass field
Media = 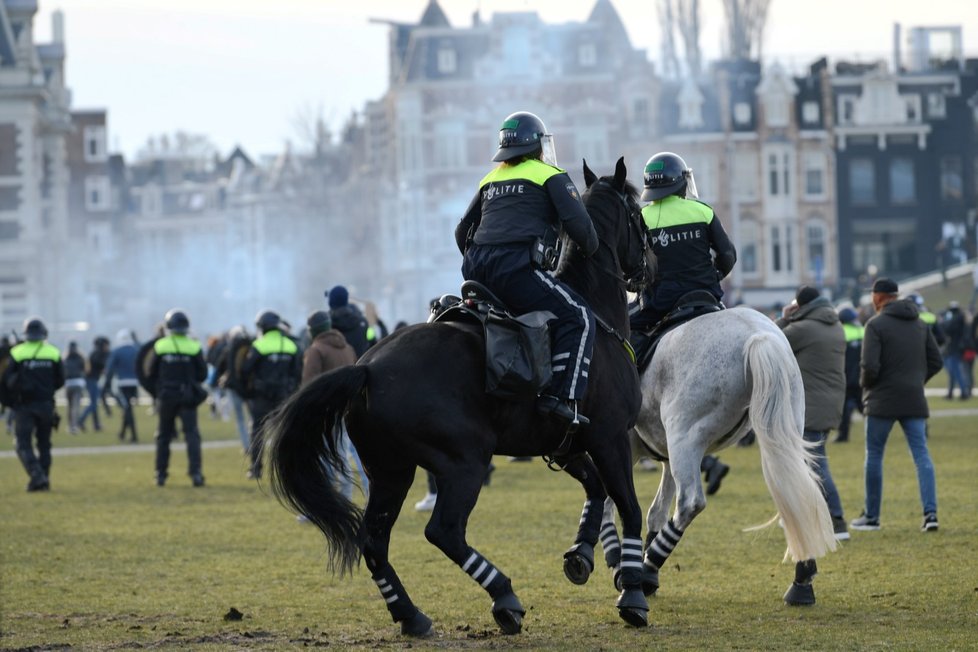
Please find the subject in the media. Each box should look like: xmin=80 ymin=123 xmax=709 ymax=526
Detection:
xmin=1 ymin=403 xmax=976 ymax=651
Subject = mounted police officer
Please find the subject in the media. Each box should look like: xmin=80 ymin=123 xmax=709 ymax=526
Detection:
xmin=241 ymin=309 xmax=302 ymax=479
xmin=1 ymin=318 xmax=64 ymax=491
xmin=455 ymin=110 xmax=599 ymax=429
xmin=149 ymin=309 xmax=208 ymax=487
xmin=630 ymin=152 xmax=737 ymax=340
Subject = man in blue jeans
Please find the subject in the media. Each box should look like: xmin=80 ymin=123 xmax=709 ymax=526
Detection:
xmin=851 ymin=278 xmax=943 ymax=533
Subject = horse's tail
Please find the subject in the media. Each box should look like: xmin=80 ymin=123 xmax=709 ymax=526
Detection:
xmin=265 ymin=364 xmax=369 ymax=576
xmin=743 ymin=333 xmax=837 ymax=562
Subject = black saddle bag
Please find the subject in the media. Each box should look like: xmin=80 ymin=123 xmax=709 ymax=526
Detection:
xmin=485 ymin=310 xmax=553 ymax=399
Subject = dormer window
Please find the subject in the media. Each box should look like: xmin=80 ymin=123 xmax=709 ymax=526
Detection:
xmin=578 ymin=43 xmax=596 ymax=67
xmin=802 ymin=101 xmax=820 ymax=125
xmin=678 ymin=79 xmax=704 ymax=129
xmin=437 ymin=47 xmax=457 ymax=74
xmin=733 ymin=102 xmax=751 ymax=126
xmin=756 ymin=63 xmax=797 ymax=129
xmin=84 ymin=126 xmax=107 ymax=162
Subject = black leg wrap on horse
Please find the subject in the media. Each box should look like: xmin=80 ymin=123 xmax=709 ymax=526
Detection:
xmin=616 ymin=588 xmax=649 ymax=628
xmin=461 ymin=550 xmax=511 ymax=599
xmin=784 ymin=559 xmax=818 ymax=606
xmin=617 ymin=536 xmax=645 ymax=590
xmin=372 ymin=567 xmax=419 ymax=623
xmin=600 ymin=521 xmax=621 ymax=568
xmin=646 ymin=519 xmax=684 ymax=570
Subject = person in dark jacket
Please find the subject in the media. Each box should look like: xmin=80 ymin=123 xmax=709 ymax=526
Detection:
xmin=939 ymin=301 xmax=969 ymax=399
xmin=78 ymin=336 xmax=111 ymax=431
xmin=241 ymin=310 xmax=302 ymax=480
xmin=104 ymin=329 xmax=140 ymax=442
xmin=850 ymin=278 xmax=943 ymax=533
xmin=629 ymin=152 xmax=737 ymax=337
xmin=326 ymin=285 xmax=375 ymax=359
xmin=834 ymin=307 xmax=864 ymax=443
xmin=63 ymin=341 xmax=87 ymax=435
xmin=148 ymin=309 xmax=208 ymax=487
xmin=2 ymin=318 xmax=64 ymax=491
xmin=777 ymin=285 xmax=849 ymax=540
xmin=455 ymin=110 xmax=598 ymax=430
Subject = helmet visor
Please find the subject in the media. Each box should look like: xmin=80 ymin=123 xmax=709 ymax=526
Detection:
xmin=684 ymin=169 xmax=699 ymax=199
xmin=541 ymin=134 xmax=558 ymax=167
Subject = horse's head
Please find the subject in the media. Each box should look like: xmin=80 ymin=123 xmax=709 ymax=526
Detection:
xmin=580 ymin=157 xmax=650 ymax=294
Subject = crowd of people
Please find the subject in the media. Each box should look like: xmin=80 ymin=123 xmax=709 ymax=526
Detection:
xmin=4 ymin=110 xmax=975 ymax=546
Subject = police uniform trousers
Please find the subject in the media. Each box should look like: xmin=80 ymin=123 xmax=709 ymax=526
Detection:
xmin=247 ymin=397 xmax=279 ymax=477
xmin=631 ymin=280 xmax=723 ymax=332
xmin=155 ymin=400 xmax=202 ymax=478
xmin=463 ymin=243 xmax=594 ymax=401
xmin=15 ymin=401 xmax=55 ymax=479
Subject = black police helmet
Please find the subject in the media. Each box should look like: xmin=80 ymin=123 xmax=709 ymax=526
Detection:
xmin=255 ymin=310 xmax=281 ymax=333
xmin=641 ymin=152 xmax=688 ymax=201
xmin=23 ymin=317 xmax=48 ymax=342
xmin=164 ymin=309 xmax=190 ymax=335
xmin=492 ymin=111 xmax=546 ymax=162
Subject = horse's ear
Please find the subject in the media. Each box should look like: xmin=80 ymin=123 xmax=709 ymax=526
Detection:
xmin=583 ymin=159 xmax=597 ymax=188
xmin=613 ymin=156 xmax=626 ymax=190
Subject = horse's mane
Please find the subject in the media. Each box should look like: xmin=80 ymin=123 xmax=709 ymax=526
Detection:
xmin=556 ymin=176 xmax=640 ymax=274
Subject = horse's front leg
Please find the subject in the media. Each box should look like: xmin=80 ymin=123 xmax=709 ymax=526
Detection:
xmin=590 ymin=437 xmax=649 ymax=628
xmin=558 ymin=453 xmax=607 ymax=585
xmin=638 ymin=461 xmax=676 ymax=596
xmin=424 ymin=465 xmax=525 ymax=635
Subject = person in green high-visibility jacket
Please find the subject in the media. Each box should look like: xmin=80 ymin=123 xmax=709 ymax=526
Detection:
xmin=148 ymin=309 xmax=208 ymax=488
xmin=455 ymin=111 xmax=598 ymax=431
xmin=1 ymin=317 xmax=64 ymax=491
xmin=630 ymin=152 xmax=737 ymax=341
xmin=241 ymin=310 xmax=302 ymax=480
xmin=834 ymin=307 xmax=865 ymax=443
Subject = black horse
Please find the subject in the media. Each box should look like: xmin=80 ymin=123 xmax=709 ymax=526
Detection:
xmin=264 ymin=158 xmax=650 ymax=636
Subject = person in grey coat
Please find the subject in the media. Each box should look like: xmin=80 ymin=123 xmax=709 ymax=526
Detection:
xmin=777 ymin=285 xmax=849 ymax=540
xmin=851 ymin=277 xmax=944 ymax=533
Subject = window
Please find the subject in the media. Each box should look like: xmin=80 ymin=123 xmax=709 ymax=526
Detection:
xmin=765 ymin=149 xmax=791 ymax=198
xmin=432 ymin=119 xmax=466 ymax=169
xmin=84 ymin=175 xmax=111 ymax=211
xmin=806 ymin=219 xmax=826 ymax=276
xmin=769 ymin=223 xmax=795 ymax=274
xmin=838 ymin=96 xmax=856 ymax=125
xmin=940 ymin=156 xmax=963 ymax=200
xmin=678 ymin=80 xmax=704 ymax=129
xmin=437 ymin=47 xmax=457 ymax=74
xmin=83 ymin=126 xmax=107 ymax=162
xmin=733 ymin=102 xmax=751 ymax=125
xmin=803 ymin=152 xmax=826 ymax=199
xmin=889 ymin=157 xmax=916 ymax=204
xmin=927 ymin=92 xmax=946 ymax=118
xmin=764 ymin=96 xmax=789 ymax=127
xmin=739 ymin=218 xmax=759 ymax=276
xmin=733 ymin=152 xmax=758 ymax=200
xmin=903 ymin=95 xmax=921 ymax=123
xmin=802 ymin=101 xmax=820 ymax=125
xmin=578 ymin=43 xmax=596 ymax=67
xmin=848 ymin=158 xmax=875 ymax=204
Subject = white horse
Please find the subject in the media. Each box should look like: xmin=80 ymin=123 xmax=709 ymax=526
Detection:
xmin=600 ymin=305 xmax=837 ymax=605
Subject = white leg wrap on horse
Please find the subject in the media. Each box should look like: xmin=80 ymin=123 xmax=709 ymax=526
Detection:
xmin=647 ymin=520 xmax=684 ymax=570
xmin=620 ymin=537 xmax=644 ymax=571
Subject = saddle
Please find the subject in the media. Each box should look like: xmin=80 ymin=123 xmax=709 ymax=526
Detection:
xmin=430 ymin=281 xmax=554 ymax=399
xmin=632 ymin=290 xmax=724 ymax=374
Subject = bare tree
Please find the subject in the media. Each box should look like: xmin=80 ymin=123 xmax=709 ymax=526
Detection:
xmin=722 ymin=0 xmax=770 ymax=61
xmin=676 ymin=0 xmax=702 ymax=77
xmin=659 ymin=0 xmax=703 ymax=78
xmin=658 ymin=0 xmax=681 ymax=79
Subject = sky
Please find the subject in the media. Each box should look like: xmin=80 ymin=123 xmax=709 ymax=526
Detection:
xmin=32 ymin=0 xmax=978 ymax=160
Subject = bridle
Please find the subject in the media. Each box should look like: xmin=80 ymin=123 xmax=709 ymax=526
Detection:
xmin=588 ymin=180 xmax=649 ymax=293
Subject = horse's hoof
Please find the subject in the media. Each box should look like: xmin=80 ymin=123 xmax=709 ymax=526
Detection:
xmin=783 ymin=581 xmax=816 ymax=606
xmin=492 ymin=592 xmax=525 ymax=635
xmin=563 ymin=543 xmax=595 ymax=585
xmin=641 ymin=565 xmax=659 ymax=597
xmin=399 ymin=610 xmax=434 ymax=637
xmin=616 ymin=588 xmax=649 ymax=628
xmin=612 ymin=565 xmax=623 ymax=591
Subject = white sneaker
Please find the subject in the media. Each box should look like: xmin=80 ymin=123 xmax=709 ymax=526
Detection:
xmin=414 ymin=492 xmax=437 ymax=512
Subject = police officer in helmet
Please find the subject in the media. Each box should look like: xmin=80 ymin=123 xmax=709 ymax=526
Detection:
xmin=630 ymin=152 xmax=737 ymax=342
xmin=241 ymin=309 xmax=302 ymax=479
xmin=2 ymin=317 xmax=64 ymax=491
xmin=455 ymin=111 xmax=599 ymax=433
xmin=149 ymin=309 xmax=208 ymax=487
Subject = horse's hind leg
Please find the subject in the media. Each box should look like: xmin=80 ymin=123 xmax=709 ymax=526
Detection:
xmin=638 ymin=462 xmax=676 ymax=596
xmin=362 ymin=466 xmax=433 ymax=637
xmin=559 ymin=453 xmax=608 ymax=585
xmin=424 ymin=465 xmax=525 ymax=635
xmin=644 ymin=447 xmax=706 ymax=587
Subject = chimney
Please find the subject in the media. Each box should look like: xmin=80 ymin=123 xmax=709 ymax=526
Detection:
xmin=52 ymin=10 xmax=64 ymax=44
xmin=892 ymin=22 xmax=901 ymax=73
